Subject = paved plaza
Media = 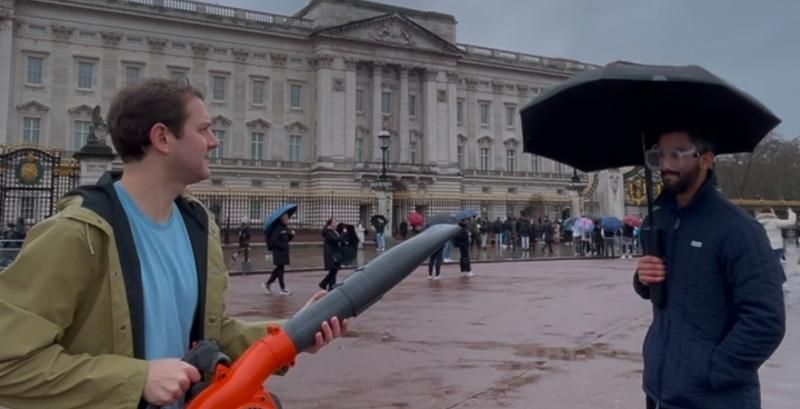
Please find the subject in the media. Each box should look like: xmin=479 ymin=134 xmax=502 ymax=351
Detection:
xmin=225 ymin=248 xmax=800 ymax=409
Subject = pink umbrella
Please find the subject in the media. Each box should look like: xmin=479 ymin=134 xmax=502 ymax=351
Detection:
xmin=407 ymin=212 xmax=424 ymax=227
xmin=623 ymin=215 xmax=642 ymax=227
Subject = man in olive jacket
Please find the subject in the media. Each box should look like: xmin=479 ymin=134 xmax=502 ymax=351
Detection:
xmin=0 ymin=79 xmax=346 ymax=409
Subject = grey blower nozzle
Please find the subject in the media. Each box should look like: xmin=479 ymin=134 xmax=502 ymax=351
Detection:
xmin=283 ymin=224 xmax=461 ymax=351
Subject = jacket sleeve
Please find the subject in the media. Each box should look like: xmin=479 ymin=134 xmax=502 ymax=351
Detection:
xmin=632 ymin=270 xmax=651 ymax=300
xmin=709 ymin=220 xmax=786 ymax=390
xmin=773 ymin=209 xmax=796 ymax=228
xmin=0 ymin=218 xmax=149 ymax=409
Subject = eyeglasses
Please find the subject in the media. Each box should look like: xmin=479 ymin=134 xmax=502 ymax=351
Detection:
xmin=644 ymin=147 xmax=700 ymax=170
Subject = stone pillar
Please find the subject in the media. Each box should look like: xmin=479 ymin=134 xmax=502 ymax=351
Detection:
xmin=446 ymin=71 xmax=459 ymax=168
xmin=270 ymin=53 xmax=288 ymax=160
xmin=464 ymin=77 xmax=479 ymax=169
xmin=594 ymin=169 xmax=625 ymax=218
xmin=570 ymin=190 xmax=583 ymax=218
xmin=374 ymin=186 xmax=394 ymax=247
xmin=344 ymin=58 xmax=358 ymax=161
xmin=491 ymin=80 xmax=505 ymax=170
xmin=311 ymin=54 xmax=335 ymax=161
xmin=0 ymin=4 xmax=16 ymax=144
xmin=49 ymin=26 xmax=76 ymax=148
xmin=398 ymin=65 xmax=410 ymax=162
xmin=230 ymin=48 xmax=250 ymax=158
xmin=371 ymin=62 xmax=384 ymax=161
xmin=423 ymin=69 xmax=438 ymax=165
xmin=73 ymin=112 xmax=116 ymax=185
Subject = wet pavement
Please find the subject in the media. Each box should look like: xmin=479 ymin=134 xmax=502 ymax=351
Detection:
xmin=224 ymin=240 xmax=620 ymax=273
xmin=225 ymin=247 xmax=800 ymax=409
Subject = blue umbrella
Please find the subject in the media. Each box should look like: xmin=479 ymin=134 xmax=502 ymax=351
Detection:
xmin=600 ymin=216 xmax=623 ymax=232
xmin=264 ymin=204 xmax=298 ymax=233
xmin=455 ymin=210 xmax=478 ymax=221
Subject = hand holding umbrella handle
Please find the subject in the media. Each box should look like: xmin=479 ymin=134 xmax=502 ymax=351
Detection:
xmin=643 ymin=226 xmax=666 ymax=307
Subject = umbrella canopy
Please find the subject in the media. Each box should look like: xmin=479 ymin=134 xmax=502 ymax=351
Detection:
xmin=623 ymin=215 xmax=642 ymax=228
xmin=370 ymin=214 xmax=387 ymax=227
xmin=600 ymin=216 xmax=623 ymax=232
xmin=573 ymin=217 xmax=594 ymax=234
xmin=562 ymin=216 xmax=578 ymax=230
xmin=521 ymin=61 xmax=781 ymax=172
xmin=427 ymin=213 xmax=457 ymax=226
xmin=263 ymin=204 xmax=297 ymax=233
xmin=455 ymin=210 xmax=478 ymax=221
xmin=407 ymin=211 xmax=424 ymax=226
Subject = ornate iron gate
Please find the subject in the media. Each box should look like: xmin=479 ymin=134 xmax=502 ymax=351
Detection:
xmin=0 ymin=146 xmax=80 ymax=227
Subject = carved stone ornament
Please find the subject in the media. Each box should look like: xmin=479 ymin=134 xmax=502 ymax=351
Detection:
xmin=191 ymin=42 xmax=210 ymax=57
xmin=270 ymin=53 xmax=288 ymax=67
xmin=147 ymin=37 xmax=167 ymax=52
xmin=232 ymin=48 xmax=250 ymax=62
xmin=51 ymin=25 xmax=74 ymax=40
xmin=333 ymin=78 xmax=345 ymax=92
xmin=370 ymin=20 xmax=414 ymax=46
xmin=100 ymin=31 xmax=122 ymax=47
xmin=344 ymin=57 xmax=358 ymax=71
xmin=309 ymin=54 xmax=334 ymax=69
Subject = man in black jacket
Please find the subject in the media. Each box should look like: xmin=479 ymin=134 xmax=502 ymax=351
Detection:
xmin=264 ymin=213 xmax=294 ymax=295
xmin=635 ymin=130 xmax=785 ymax=409
xmin=453 ymin=220 xmax=473 ymax=277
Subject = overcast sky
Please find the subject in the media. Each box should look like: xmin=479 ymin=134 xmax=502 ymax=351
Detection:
xmin=222 ymin=0 xmax=798 ymax=137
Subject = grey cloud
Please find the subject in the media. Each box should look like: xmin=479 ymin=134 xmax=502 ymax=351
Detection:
xmin=225 ymin=0 xmax=799 ymax=136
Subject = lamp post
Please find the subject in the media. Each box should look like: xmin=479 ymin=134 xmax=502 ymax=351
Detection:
xmin=567 ymin=168 xmax=586 ymax=217
xmin=378 ymin=130 xmax=391 ymax=181
xmin=373 ymin=130 xmax=393 ymax=249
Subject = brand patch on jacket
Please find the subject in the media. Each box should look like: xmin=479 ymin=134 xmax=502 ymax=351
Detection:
xmin=691 ymin=240 xmax=703 ymax=248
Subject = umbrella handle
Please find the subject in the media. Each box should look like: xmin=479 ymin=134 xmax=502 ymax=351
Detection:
xmin=642 ymin=226 xmax=666 ymax=307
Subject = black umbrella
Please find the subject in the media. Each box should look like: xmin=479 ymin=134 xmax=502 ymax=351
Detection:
xmin=370 ymin=214 xmax=387 ymax=230
xmin=521 ymin=61 xmax=780 ymax=170
xmin=521 ymin=61 xmax=780 ymax=306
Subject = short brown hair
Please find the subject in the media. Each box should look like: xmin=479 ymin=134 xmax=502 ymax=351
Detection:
xmin=106 ymin=78 xmax=204 ymax=162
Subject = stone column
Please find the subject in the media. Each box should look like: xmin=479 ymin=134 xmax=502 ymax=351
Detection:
xmin=344 ymin=58 xmax=358 ymax=161
xmin=229 ymin=48 xmax=250 ymax=158
xmin=491 ymin=80 xmax=505 ymax=170
xmin=270 ymin=53 xmax=288 ymax=160
xmin=423 ymin=69 xmax=439 ymax=165
xmin=311 ymin=54 xmax=335 ymax=162
xmin=570 ymin=190 xmax=583 ymax=218
xmin=446 ymin=71 xmax=459 ymax=168
xmin=398 ymin=65 xmax=411 ymax=162
xmin=595 ymin=169 xmax=625 ymax=218
xmin=464 ymin=77 xmax=478 ymax=169
xmin=49 ymin=25 xmax=77 ymax=148
xmin=190 ymin=43 xmax=210 ymax=91
xmin=371 ymin=62 xmax=385 ymax=161
xmin=0 ymin=5 xmax=16 ymax=144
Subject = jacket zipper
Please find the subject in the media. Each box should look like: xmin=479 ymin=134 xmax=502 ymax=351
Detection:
xmin=656 ymin=213 xmax=681 ymax=405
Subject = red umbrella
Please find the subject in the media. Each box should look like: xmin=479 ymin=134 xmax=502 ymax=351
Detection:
xmin=623 ymin=215 xmax=642 ymax=228
xmin=407 ymin=211 xmax=424 ymax=227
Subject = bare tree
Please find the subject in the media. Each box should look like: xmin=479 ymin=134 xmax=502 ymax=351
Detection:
xmin=716 ymin=135 xmax=800 ymax=200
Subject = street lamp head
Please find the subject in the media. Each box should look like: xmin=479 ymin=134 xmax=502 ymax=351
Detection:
xmin=570 ymin=169 xmax=581 ymax=185
xmin=378 ymin=130 xmax=391 ymax=149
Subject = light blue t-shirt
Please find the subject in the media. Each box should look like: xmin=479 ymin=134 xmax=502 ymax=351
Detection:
xmin=114 ymin=182 xmax=198 ymax=363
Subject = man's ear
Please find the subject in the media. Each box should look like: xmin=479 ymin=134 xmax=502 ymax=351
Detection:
xmin=149 ymin=123 xmax=170 ymax=155
xmin=700 ymin=152 xmax=715 ymax=171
